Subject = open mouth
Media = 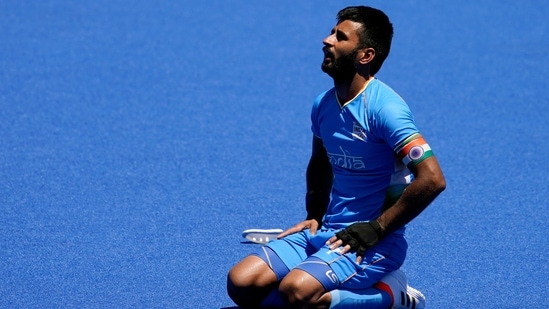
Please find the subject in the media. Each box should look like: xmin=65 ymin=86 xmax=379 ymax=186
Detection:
xmin=322 ymin=47 xmax=334 ymax=59
xmin=323 ymin=50 xmax=334 ymax=63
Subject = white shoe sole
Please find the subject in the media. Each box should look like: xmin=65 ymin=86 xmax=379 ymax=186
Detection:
xmin=241 ymin=228 xmax=283 ymax=244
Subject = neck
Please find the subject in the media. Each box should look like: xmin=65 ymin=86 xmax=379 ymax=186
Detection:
xmin=335 ymin=74 xmax=373 ymax=104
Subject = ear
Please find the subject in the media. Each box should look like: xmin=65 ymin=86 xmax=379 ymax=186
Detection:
xmin=358 ymin=47 xmax=375 ymax=65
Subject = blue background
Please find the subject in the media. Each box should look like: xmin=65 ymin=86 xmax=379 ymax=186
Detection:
xmin=1 ymin=1 xmax=547 ymax=308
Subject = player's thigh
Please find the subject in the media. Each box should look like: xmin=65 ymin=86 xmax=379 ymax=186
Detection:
xmin=228 ymin=255 xmax=277 ymax=288
xmin=263 ymin=231 xmax=313 ymax=271
xmin=229 ymin=231 xmax=312 ymax=287
xmin=299 ymin=232 xmax=408 ymax=291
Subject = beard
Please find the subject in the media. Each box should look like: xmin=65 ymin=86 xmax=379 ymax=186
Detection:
xmin=321 ymin=48 xmax=359 ymax=83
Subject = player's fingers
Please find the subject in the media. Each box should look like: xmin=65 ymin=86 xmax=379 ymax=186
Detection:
xmin=338 ymin=244 xmax=352 ymax=255
xmin=355 ymin=255 xmax=363 ymax=264
xmin=277 ymin=226 xmax=297 ymax=238
xmin=277 ymin=222 xmax=306 ymax=238
xmin=277 ymin=228 xmax=296 ymax=238
xmin=326 ymin=235 xmax=338 ymax=245
xmin=357 ymin=245 xmax=367 ymax=257
xmin=328 ymin=239 xmax=344 ymax=250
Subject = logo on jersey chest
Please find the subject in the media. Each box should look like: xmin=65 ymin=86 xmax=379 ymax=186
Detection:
xmin=327 ymin=146 xmax=366 ymax=170
xmin=352 ymin=122 xmax=367 ymax=142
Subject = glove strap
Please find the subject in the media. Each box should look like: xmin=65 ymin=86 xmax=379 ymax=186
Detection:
xmin=369 ymin=220 xmax=384 ymax=239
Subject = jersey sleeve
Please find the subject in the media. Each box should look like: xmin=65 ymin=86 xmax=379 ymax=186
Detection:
xmin=375 ymin=99 xmax=435 ymax=168
xmin=373 ymin=97 xmax=418 ymax=149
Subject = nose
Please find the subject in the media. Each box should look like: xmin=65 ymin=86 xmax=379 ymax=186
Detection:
xmin=323 ymin=33 xmax=335 ymax=47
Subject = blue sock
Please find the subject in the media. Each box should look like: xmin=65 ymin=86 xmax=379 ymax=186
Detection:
xmin=329 ymin=288 xmax=392 ymax=309
xmin=260 ymin=288 xmax=285 ymax=308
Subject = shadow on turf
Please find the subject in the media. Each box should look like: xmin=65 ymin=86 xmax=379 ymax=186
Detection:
xmin=240 ymin=241 xmax=263 ymax=245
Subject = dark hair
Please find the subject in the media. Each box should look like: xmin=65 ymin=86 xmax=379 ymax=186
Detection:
xmin=336 ymin=6 xmax=393 ymax=75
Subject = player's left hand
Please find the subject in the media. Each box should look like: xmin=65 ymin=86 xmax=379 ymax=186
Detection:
xmin=277 ymin=219 xmax=320 ymax=239
xmin=326 ymin=221 xmax=383 ymax=263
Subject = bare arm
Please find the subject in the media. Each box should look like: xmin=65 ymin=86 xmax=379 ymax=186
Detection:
xmin=327 ymin=154 xmax=446 ymax=261
xmin=377 ymin=156 xmax=446 ymax=235
xmin=305 ymin=136 xmax=333 ymax=224
xmin=278 ymin=136 xmax=332 ymax=238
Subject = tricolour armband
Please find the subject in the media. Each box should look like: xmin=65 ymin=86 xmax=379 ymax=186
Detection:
xmin=395 ymin=133 xmax=434 ymax=168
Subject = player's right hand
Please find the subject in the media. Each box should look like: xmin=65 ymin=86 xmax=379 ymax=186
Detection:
xmin=277 ymin=219 xmax=320 ymax=239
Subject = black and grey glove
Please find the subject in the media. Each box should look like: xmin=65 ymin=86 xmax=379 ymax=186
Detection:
xmin=335 ymin=220 xmax=383 ymax=256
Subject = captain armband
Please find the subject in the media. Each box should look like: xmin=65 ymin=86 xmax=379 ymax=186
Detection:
xmin=395 ymin=133 xmax=434 ymax=168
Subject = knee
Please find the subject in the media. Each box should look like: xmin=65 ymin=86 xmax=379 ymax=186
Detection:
xmin=279 ymin=274 xmax=323 ymax=307
xmin=226 ymin=267 xmax=254 ymax=306
xmin=279 ymin=278 xmax=304 ymax=305
xmin=226 ymin=258 xmax=277 ymax=308
xmin=278 ymin=269 xmax=330 ymax=308
xmin=227 ymin=256 xmax=263 ymax=290
xmin=227 ymin=266 xmax=249 ymax=290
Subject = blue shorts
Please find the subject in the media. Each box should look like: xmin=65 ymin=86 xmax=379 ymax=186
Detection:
xmin=261 ymin=228 xmax=407 ymax=291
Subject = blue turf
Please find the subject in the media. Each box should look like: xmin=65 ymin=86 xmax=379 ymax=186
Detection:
xmin=1 ymin=1 xmax=548 ymax=308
